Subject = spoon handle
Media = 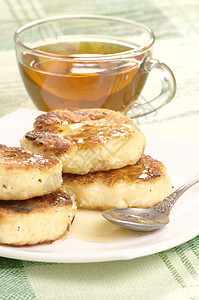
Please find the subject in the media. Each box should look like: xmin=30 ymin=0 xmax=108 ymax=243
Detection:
xmin=154 ymin=175 xmax=199 ymax=213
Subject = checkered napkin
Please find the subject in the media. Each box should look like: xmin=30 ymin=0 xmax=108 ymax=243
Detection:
xmin=0 ymin=237 xmax=198 ymax=299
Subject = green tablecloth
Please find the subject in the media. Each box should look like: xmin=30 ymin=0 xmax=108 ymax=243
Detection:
xmin=0 ymin=0 xmax=199 ymax=299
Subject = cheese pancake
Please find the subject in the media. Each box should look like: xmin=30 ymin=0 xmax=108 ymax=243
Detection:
xmin=0 ymin=144 xmax=62 ymax=200
xmin=20 ymin=108 xmax=146 ymax=174
xmin=63 ymin=155 xmax=172 ymax=210
xmin=0 ymin=187 xmax=76 ymax=245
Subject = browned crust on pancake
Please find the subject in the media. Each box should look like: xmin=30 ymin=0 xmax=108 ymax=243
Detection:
xmin=63 ymin=155 xmax=165 ymax=186
xmin=24 ymin=131 xmax=73 ymax=156
xmin=23 ymin=108 xmax=136 ymax=155
xmin=0 ymin=187 xmax=72 ymax=216
xmin=0 ymin=144 xmax=60 ymax=170
xmin=34 ymin=108 xmax=121 ymax=128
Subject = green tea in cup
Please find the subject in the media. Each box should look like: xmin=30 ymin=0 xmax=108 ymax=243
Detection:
xmin=15 ymin=15 xmax=176 ymax=117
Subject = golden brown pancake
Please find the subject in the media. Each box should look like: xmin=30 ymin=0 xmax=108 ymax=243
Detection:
xmin=20 ymin=108 xmax=146 ymax=174
xmin=0 ymin=144 xmax=62 ymax=200
xmin=0 ymin=187 xmax=76 ymax=245
xmin=63 ymin=155 xmax=173 ymax=210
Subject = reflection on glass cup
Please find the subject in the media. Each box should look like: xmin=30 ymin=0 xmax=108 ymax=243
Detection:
xmin=14 ymin=15 xmax=176 ymax=118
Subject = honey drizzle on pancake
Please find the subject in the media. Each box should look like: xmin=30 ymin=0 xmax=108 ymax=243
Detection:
xmin=24 ymin=108 xmax=135 ymax=154
xmin=63 ymin=155 xmax=163 ymax=186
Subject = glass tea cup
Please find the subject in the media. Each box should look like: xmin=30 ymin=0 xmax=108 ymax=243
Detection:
xmin=14 ymin=15 xmax=176 ymax=118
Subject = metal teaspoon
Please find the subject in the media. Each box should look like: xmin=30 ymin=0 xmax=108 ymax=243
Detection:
xmin=102 ymin=175 xmax=199 ymax=231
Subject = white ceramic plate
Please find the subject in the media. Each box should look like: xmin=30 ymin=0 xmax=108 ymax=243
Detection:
xmin=0 ymin=108 xmax=198 ymax=263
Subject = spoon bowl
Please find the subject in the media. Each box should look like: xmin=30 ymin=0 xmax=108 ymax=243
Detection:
xmin=102 ymin=175 xmax=199 ymax=231
xmin=102 ymin=207 xmax=169 ymax=231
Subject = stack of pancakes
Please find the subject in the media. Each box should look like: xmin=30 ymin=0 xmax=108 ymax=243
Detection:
xmin=0 ymin=145 xmax=76 ymax=245
xmin=20 ymin=108 xmax=172 ymax=212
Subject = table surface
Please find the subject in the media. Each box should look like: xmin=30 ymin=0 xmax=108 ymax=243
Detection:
xmin=0 ymin=0 xmax=199 ymax=299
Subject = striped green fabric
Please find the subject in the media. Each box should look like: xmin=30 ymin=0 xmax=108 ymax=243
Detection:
xmin=0 ymin=0 xmax=199 ymax=299
xmin=0 ymin=258 xmax=36 ymax=299
xmin=0 ymin=237 xmax=198 ymax=299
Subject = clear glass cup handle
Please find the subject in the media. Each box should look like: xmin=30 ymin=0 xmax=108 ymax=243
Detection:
xmin=125 ymin=57 xmax=176 ymax=118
